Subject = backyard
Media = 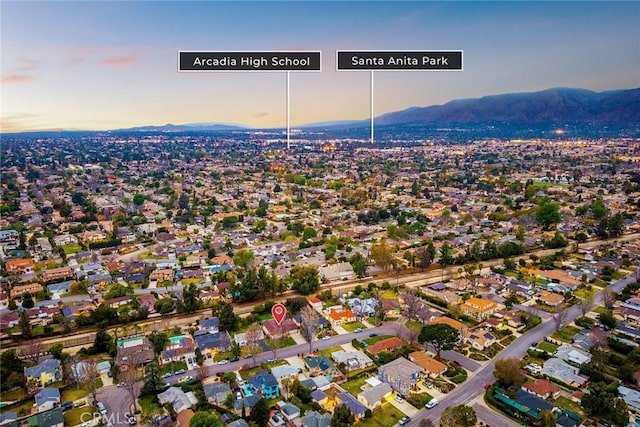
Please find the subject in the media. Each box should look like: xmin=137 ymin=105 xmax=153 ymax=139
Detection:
xmin=358 ymin=402 xmax=405 ymax=427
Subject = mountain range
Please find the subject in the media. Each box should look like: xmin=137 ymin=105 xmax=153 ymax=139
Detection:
xmin=115 ymin=87 xmax=638 ymax=132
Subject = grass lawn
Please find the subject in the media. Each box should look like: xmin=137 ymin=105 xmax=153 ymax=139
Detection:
xmin=257 ymin=312 xmax=273 ymax=321
xmin=406 ymin=392 xmax=434 ymax=409
xmin=381 ymin=290 xmax=397 ymax=299
xmin=341 ymin=376 xmax=369 ymax=396
xmin=591 ymin=279 xmax=607 ymax=288
xmin=359 ymin=402 xmax=405 ymax=427
xmin=342 ymin=321 xmax=366 ymax=332
xmin=1 ymin=398 xmax=34 ymax=417
xmin=61 ymin=387 xmax=89 ymax=402
xmin=363 ymin=335 xmax=394 ymax=346
xmin=573 ymin=288 xmax=592 ymax=299
xmin=139 ymin=395 xmax=164 ymax=419
xmin=404 ymin=319 xmax=422 ymax=334
xmin=537 ymin=341 xmax=558 ymax=354
xmin=553 ymin=396 xmax=585 ymax=416
xmin=550 ymin=325 xmax=580 ymax=342
xmin=0 ymin=388 xmax=26 ymax=401
xmin=319 ymin=346 xmax=343 ymax=360
xmin=181 ymin=278 xmax=203 ymax=285
xmin=593 ymin=306 xmax=609 ymax=315
xmin=61 ymin=243 xmax=83 ymax=254
xmin=139 ymin=251 xmax=168 ymax=260
xmin=267 ymin=337 xmax=296 ymax=349
xmin=64 ymin=406 xmax=95 ymax=426
xmin=159 ymin=361 xmax=187 ymax=375
xmin=239 ymin=360 xmax=289 ymax=380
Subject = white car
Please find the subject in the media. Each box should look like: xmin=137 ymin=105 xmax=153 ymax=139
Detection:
xmin=425 ymin=398 xmax=439 ymax=409
xmin=394 ymin=395 xmax=404 ymax=403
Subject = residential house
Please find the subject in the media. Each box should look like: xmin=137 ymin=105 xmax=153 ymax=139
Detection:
xmin=104 ymin=295 xmax=132 ymax=309
xmin=247 ymin=371 xmax=280 ymax=399
xmin=304 ymin=355 xmax=337 ymax=377
xmin=534 ymin=290 xmax=564 ymax=307
xmin=61 ymin=301 xmax=96 ymax=321
xmin=193 ymin=330 xmax=232 ymax=359
xmin=346 ymin=298 xmax=378 ymax=318
xmin=233 ymin=395 xmax=262 ymax=413
xmin=327 ymin=307 xmax=356 ymax=327
xmin=115 ymin=337 xmax=155 ymax=367
xmin=200 ymin=318 xmax=219 ymax=334
xmin=234 ymin=329 xmax=265 ymax=346
xmin=228 ymin=419 xmax=250 ymax=427
xmin=262 ymin=318 xmax=298 ymax=339
xmin=555 ymin=344 xmax=592 ymax=365
xmin=203 ymin=382 xmax=231 ymax=404
xmin=24 ymin=358 xmax=62 ymax=388
xmin=465 ymin=329 xmax=497 ymax=350
xmin=41 ymin=267 xmax=73 ymax=283
xmin=137 ymin=293 xmax=157 ymax=314
xmin=5 ymin=258 xmax=35 ymax=275
xmin=6 ymin=407 xmax=64 ymax=427
xmin=424 ymin=285 xmax=459 ymax=305
xmin=429 ymin=316 xmax=466 ymax=336
xmin=34 ymin=388 xmax=60 ymax=412
xmin=331 ymin=351 xmax=374 ymax=372
xmin=540 ymin=358 xmax=589 ymax=387
xmin=0 ymin=412 xmax=17 ymax=426
xmin=0 ymin=312 xmax=19 ymax=329
xmin=381 ymin=299 xmax=401 ymax=318
xmin=521 ymin=379 xmax=560 ymax=400
xmin=301 ymin=411 xmax=331 ymax=427
xmin=161 ymin=336 xmax=196 ymax=365
xmin=157 ymin=386 xmax=197 ymax=414
xmin=618 ymin=386 xmax=640 ymax=419
xmin=357 ymin=381 xmax=393 ymax=410
xmin=46 ymin=281 xmax=73 ymax=298
xmin=366 ymin=337 xmax=404 ymax=356
xmin=271 ymin=365 xmax=301 ymax=382
xmin=10 ymin=283 xmax=43 ymax=299
xmin=460 ymin=297 xmax=499 ymax=320
xmin=336 ymin=392 xmax=368 ymax=420
xmin=319 ymin=262 xmax=355 ymax=281
xmin=378 ymin=357 xmax=421 ymax=396
xmin=308 ymin=296 xmax=323 ymax=312
xmin=408 ymin=351 xmax=447 ymax=378
xmin=277 ymin=400 xmax=301 ymax=424
xmin=149 ymin=269 xmax=175 ymax=283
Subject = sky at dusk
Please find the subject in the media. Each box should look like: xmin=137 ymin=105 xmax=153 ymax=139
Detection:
xmin=1 ymin=1 xmax=639 ymax=132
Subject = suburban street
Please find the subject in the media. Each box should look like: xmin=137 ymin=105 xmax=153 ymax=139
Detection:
xmin=406 ymin=271 xmax=638 ymax=427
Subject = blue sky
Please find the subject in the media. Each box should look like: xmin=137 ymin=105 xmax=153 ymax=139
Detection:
xmin=1 ymin=1 xmax=639 ymax=132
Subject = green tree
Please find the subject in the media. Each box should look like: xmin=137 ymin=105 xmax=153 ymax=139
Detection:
xmin=598 ymin=310 xmax=617 ymax=329
xmin=154 ymin=298 xmax=175 ymax=315
xmin=349 ymin=252 xmax=368 ymax=278
xmin=581 ymin=381 xmax=629 ymax=427
xmin=302 ymin=227 xmax=317 ymax=241
xmin=535 ymin=200 xmax=561 ymax=231
xmin=49 ymin=342 xmax=65 ymax=360
xmin=132 ymin=193 xmax=146 ymax=206
xmin=148 ymin=332 xmax=169 ymax=355
xmin=222 ymin=372 xmax=237 ymax=383
xmin=439 ymin=405 xmax=477 ymax=427
xmin=493 ymin=358 xmax=525 ymax=387
xmin=21 ymin=292 xmax=34 ymax=309
xmin=93 ymin=323 xmax=113 ymax=354
xmin=179 ymin=283 xmax=201 ymax=313
xmin=439 ymin=243 xmax=454 ymax=279
xmin=250 ymin=398 xmax=270 ymax=427
xmin=18 ymin=310 xmax=31 ymax=339
xmin=369 ymin=240 xmax=394 ymax=271
xmin=141 ymin=359 xmax=164 ymax=396
xmin=233 ymin=248 xmax=255 ymax=269
xmin=189 ymin=412 xmax=223 ymax=427
xmin=418 ymin=324 xmax=459 ymax=359
xmin=212 ymin=300 xmax=238 ymax=331
xmin=591 ymin=198 xmax=608 ymax=220
xmin=331 ymin=404 xmax=355 ymax=427
xmin=288 ymin=265 xmax=320 ymax=295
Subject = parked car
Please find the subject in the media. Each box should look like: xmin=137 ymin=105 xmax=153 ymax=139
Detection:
xmin=399 ymin=416 xmax=411 ymax=426
xmin=354 ymin=328 xmax=362 ymax=333
xmin=267 ymin=358 xmax=276 ymax=363
xmin=162 ymin=372 xmax=173 ymax=378
xmin=61 ymin=401 xmax=73 ymax=411
xmin=394 ymin=395 xmax=405 ymax=403
xmin=244 ymin=354 xmax=253 ymax=359
xmin=369 ymin=333 xmax=378 ymax=337
xmin=218 ymin=359 xmax=229 ymax=365
xmin=96 ymin=401 xmax=107 ymax=415
xmin=175 ymin=369 xmax=185 ymax=375
xmin=425 ymin=398 xmax=439 ymax=409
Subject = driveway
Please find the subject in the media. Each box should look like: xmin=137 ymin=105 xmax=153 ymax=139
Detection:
xmin=388 ymin=396 xmax=419 ymax=416
xmin=97 ymin=384 xmax=135 ymax=427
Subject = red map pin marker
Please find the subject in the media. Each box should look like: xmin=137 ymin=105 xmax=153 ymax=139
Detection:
xmin=272 ymin=303 xmax=287 ymax=325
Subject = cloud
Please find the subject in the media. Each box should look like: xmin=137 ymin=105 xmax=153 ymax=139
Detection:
xmin=1 ymin=74 xmax=34 ymax=84
xmin=102 ymin=56 xmax=136 ymax=66
xmin=0 ymin=113 xmax=41 ymax=132
xmin=253 ymin=112 xmax=270 ymax=118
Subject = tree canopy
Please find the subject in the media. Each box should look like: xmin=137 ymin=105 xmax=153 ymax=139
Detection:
xmin=418 ymin=323 xmax=459 ymax=358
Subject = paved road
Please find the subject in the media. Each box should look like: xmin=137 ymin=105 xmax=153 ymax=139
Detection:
xmin=406 ymin=271 xmax=638 ymax=427
xmin=473 ymin=402 xmax=520 ymax=427
xmin=96 ymin=385 xmax=136 ymax=427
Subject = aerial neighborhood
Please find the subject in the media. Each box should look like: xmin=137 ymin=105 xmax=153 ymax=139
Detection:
xmin=1 ymin=135 xmax=639 ymax=427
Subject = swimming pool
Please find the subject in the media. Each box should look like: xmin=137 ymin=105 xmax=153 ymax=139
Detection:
xmin=118 ymin=336 xmax=144 ymax=348
xmin=170 ymin=335 xmax=187 ymax=343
